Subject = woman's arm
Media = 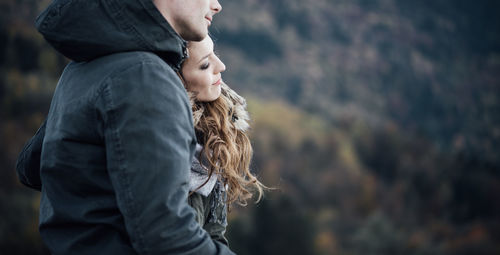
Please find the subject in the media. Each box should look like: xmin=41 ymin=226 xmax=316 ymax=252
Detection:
xmin=188 ymin=188 xmax=229 ymax=245
xmin=204 ymin=183 xmax=229 ymax=246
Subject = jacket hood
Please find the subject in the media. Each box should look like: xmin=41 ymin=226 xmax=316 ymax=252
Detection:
xmin=36 ymin=0 xmax=187 ymax=67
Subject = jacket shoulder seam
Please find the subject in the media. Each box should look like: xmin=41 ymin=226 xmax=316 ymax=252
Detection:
xmin=91 ymin=53 xmax=172 ymax=103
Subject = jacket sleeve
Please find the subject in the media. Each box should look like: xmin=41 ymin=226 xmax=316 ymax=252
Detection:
xmin=100 ymin=60 xmax=235 ymax=255
xmin=204 ymin=181 xmax=230 ymax=246
xmin=189 ymin=191 xmax=229 ymax=246
xmin=204 ymin=193 xmax=230 ymax=246
xmin=15 ymin=119 xmax=46 ymax=191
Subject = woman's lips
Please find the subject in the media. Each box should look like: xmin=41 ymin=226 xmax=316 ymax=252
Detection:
xmin=213 ymin=78 xmax=221 ymax=86
xmin=205 ymin=17 xmax=212 ymax=26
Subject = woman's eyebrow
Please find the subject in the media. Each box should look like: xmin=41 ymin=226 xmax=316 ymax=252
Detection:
xmin=197 ymin=53 xmax=211 ymax=64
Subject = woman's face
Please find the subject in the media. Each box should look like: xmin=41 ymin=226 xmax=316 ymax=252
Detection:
xmin=181 ymin=36 xmax=226 ymax=102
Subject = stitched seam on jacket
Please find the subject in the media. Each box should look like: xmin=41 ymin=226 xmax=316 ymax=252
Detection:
xmin=94 ymin=52 xmax=165 ymax=95
xmin=99 ymin=57 xmax=184 ymax=254
xmin=101 ymin=63 xmax=151 ymax=253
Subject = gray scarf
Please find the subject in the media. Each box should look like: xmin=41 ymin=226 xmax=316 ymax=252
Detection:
xmin=189 ymin=144 xmax=219 ymax=196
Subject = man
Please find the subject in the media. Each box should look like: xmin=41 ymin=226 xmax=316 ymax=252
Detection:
xmin=16 ymin=0 xmax=234 ymax=254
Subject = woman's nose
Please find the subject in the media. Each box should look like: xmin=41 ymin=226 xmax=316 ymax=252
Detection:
xmin=211 ymin=0 xmax=222 ymax=14
xmin=215 ymin=56 xmax=226 ymax=73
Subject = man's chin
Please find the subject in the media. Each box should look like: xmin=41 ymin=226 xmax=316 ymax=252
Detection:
xmin=181 ymin=29 xmax=207 ymax=42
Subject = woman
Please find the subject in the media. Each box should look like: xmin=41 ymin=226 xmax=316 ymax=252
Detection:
xmin=16 ymin=36 xmax=265 ymax=247
xmin=179 ymin=36 xmax=265 ymax=245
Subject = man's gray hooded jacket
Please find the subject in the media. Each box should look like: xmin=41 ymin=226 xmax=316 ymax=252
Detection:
xmin=18 ymin=0 xmax=234 ymax=254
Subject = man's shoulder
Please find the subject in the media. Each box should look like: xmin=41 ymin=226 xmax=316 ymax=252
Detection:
xmin=93 ymin=51 xmax=188 ymax=107
xmin=94 ymin=51 xmax=173 ymax=74
xmin=83 ymin=51 xmax=183 ymax=92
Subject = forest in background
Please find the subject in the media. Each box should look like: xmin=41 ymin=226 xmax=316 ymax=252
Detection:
xmin=1 ymin=0 xmax=499 ymax=254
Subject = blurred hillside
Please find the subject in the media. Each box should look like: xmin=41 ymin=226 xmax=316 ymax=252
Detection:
xmin=1 ymin=0 xmax=499 ymax=254
xmin=213 ymin=0 xmax=500 ymax=165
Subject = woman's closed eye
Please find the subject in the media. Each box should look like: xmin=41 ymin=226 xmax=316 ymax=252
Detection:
xmin=200 ymin=62 xmax=210 ymax=70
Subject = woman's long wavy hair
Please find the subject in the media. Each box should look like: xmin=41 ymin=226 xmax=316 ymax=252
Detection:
xmin=185 ymin=80 xmax=265 ymax=206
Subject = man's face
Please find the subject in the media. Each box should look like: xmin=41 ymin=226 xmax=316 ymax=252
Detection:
xmin=153 ymin=0 xmax=222 ymax=41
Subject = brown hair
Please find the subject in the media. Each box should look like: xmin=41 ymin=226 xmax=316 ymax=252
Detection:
xmin=189 ymin=82 xmax=265 ymax=206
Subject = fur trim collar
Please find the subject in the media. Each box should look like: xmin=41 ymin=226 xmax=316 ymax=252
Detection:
xmin=190 ymin=81 xmax=250 ymax=132
xmin=221 ymin=82 xmax=250 ymax=132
